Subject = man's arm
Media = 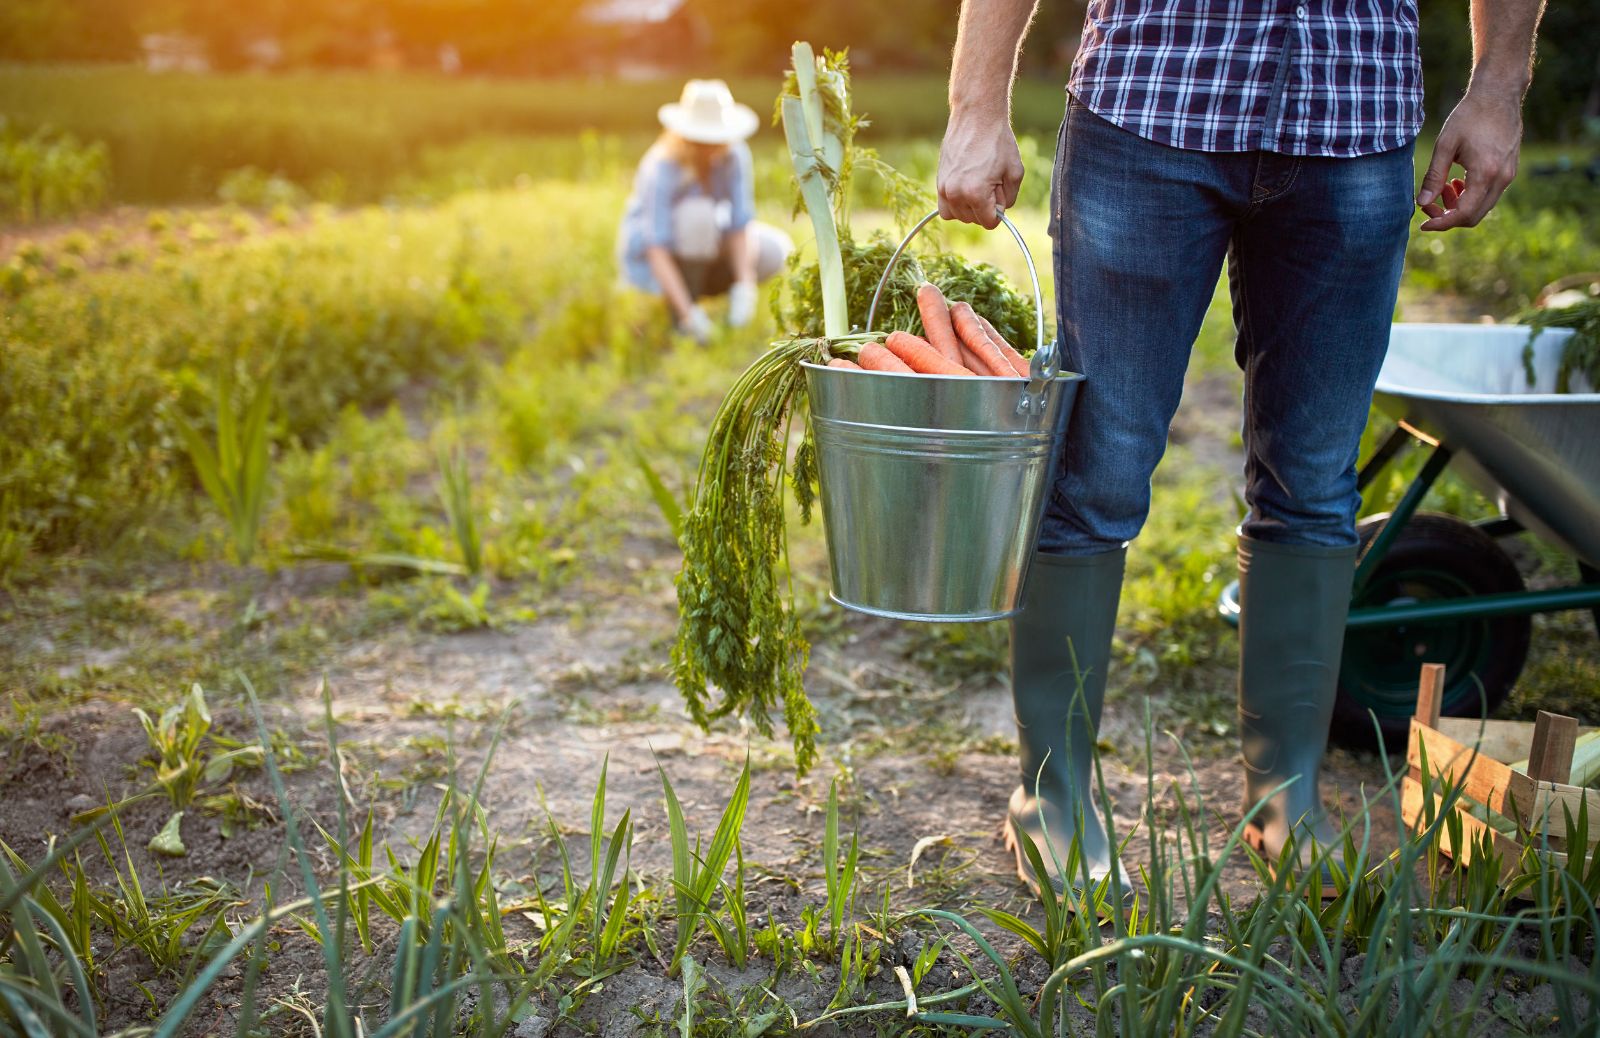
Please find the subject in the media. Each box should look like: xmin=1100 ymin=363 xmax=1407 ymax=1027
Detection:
xmin=937 ymin=0 xmax=1040 ymax=229
xmin=1417 ymin=0 xmax=1546 ymax=232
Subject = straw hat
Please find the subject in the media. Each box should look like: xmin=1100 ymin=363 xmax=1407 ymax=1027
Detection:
xmin=658 ymin=79 xmax=759 ymax=144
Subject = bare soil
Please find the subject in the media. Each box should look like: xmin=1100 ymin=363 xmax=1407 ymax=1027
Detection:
xmin=0 ymin=350 xmax=1585 ymax=1036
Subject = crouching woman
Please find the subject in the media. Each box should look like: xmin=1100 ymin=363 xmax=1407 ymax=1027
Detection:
xmin=617 ymin=79 xmax=793 ymax=342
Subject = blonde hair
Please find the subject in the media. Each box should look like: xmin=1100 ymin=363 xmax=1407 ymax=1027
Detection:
xmin=655 ymin=131 xmax=729 ymax=188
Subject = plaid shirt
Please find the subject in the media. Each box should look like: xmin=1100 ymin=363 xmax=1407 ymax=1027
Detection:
xmin=1067 ymin=0 xmax=1423 ymax=157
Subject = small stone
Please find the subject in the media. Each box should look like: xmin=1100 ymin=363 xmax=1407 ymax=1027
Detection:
xmin=64 ymin=793 xmax=97 ymax=815
xmin=1521 ymin=984 xmax=1557 ymax=1026
xmin=512 ymin=1015 xmax=549 ymax=1038
xmin=1338 ymin=952 xmax=1366 ymax=990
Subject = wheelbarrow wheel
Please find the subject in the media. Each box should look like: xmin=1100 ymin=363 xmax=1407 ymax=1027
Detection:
xmin=1332 ymin=512 xmax=1531 ymax=752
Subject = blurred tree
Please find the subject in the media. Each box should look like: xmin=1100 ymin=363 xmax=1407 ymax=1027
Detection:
xmin=0 ymin=0 xmax=140 ymax=61
xmin=0 ymin=0 xmax=1591 ymax=139
xmin=389 ymin=0 xmax=588 ymax=74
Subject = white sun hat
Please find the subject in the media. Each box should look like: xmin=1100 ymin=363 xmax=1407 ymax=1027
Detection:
xmin=658 ymin=79 xmax=760 ymax=144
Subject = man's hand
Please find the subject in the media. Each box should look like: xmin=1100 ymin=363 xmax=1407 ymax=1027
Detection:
xmin=1416 ymin=89 xmax=1524 ymax=232
xmin=938 ymin=0 xmax=1040 ymax=229
xmin=938 ymin=113 xmax=1024 ymax=229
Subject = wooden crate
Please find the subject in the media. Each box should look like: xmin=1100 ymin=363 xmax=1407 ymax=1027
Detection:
xmin=1401 ymin=663 xmax=1600 ymax=882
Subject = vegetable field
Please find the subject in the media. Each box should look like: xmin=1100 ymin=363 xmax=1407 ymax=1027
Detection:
xmin=4 ymin=63 xmax=1600 ymax=1038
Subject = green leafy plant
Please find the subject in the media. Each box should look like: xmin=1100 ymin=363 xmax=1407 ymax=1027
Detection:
xmin=436 ymin=441 xmax=484 ymax=577
xmin=84 ymin=819 xmax=240 ymax=980
xmin=660 ymin=755 xmax=751 ymax=976
xmin=75 ymin=684 xmax=264 ymax=857
xmin=0 ymin=122 xmax=109 ymax=224
xmin=177 ymin=368 xmax=274 ymax=566
xmin=821 ymin=778 xmax=860 ymax=957
xmin=581 ymin=758 xmax=637 ymax=981
xmin=633 ymin=447 xmax=688 ymax=543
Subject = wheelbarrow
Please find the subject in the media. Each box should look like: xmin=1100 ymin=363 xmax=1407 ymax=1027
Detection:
xmin=1220 ymin=322 xmax=1600 ymax=750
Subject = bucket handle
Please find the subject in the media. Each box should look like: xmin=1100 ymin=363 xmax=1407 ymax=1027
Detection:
xmin=865 ymin=207 xmax=1059 ymax=417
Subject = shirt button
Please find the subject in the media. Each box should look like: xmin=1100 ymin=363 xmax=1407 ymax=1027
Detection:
xmin=1295 ymin=5 xmax=1307 ymax=17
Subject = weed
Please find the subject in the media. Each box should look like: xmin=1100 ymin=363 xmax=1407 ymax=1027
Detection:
xmin=634 ymin=447 xmax=689 ymax=543
xmin=1 ymin=696 xmax=73 ymax=778
xmin=417 ymin=579 xmax=496 ymax=632
xmin=85 ymin=819 xmax=242 ymax=981
xmin=436 ymin=441 xmax=484 ymax=578
xmin=67 ymin=684 xmax=264 ymax=856
xmin=660 ymin=755 xmax=752 ymax=976
xmin=821 ymin=778 xmax=862 ymax=958
xmin=177 ymin=367 xmax=274 ymax=566
xmin=0 ymin=123 xmax=108 ymax=223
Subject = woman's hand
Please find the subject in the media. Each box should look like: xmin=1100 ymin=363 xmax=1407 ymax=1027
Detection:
xmin=646 ymin=244 xmax=699 ymax=324
xmin=727 ymin=280 xmax=758 ymax=328
xmin=681 ymin=305 xmax=713 ymax=344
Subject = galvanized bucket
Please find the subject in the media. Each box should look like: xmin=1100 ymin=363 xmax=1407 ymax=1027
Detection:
xmin=800 ymin=209 xmax=1084 ymax=622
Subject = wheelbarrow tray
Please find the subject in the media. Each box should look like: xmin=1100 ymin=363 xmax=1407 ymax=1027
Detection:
xmin=1375 ymin=324 xmax=1600 ymax=567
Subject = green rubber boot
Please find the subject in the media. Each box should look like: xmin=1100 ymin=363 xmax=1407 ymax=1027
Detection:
xmin=1236 ymin=535 xmax=1355 ymax=895
xmin=1004 ymin=548 xmax=1128 ymax=896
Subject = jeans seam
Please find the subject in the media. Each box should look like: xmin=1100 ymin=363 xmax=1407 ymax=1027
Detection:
xmin=1246 ymin=156 xmax=1304 ymax=212
xmin=1234 ymin=240 xmax=1259 ymax=528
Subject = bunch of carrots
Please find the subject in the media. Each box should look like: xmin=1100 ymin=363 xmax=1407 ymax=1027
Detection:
xmin=826 ymin=282 xmax=1030 ymax=377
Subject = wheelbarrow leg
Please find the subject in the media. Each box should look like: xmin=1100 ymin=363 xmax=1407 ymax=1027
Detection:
xmin=1356 ymin=424 xmax=1412 ymax=493
xmin=1353 ymin=442 xmax=1454 ymax=596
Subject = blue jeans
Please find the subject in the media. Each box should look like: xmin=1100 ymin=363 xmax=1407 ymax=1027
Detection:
xmin=1037 ymin=97 xmax=1416 ymax=555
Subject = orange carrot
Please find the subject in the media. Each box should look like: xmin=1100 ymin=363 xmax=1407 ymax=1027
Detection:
xmin=976 ymin=313 xmax=1030 ymax=376
xmin=956 ymin=339 xmax=992 ymax=376
xmin=915 ymin=282 xmax=965 ymax=365
xmin=949 ymin=302 xmax=1017 ymax=376
xmin=857 ymin=342 xmax=914 ymax=373
xmin=884 ymin=331 xmax=975 ymax=376
xmin=827 ymin=357 xmax=862 ymax=369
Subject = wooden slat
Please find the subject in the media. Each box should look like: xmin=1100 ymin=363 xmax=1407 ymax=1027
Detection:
xmin=1409 ymin=718 xmax=1600 ymax=849
xmin=1528 ymin=711 xmax=1580 ymax=784
xmin=1511 ymin=780 xmax=1600 ymax=848
xmin=1402 ymin=775 xmax=1565 ymax=887
xmin=1415 ymin=663 xmax=1445 ymax=729
xmin=1408 ymin=720 xmax=1524 ymax=818
xmin=1434 ymin=717 xmax=1546 ymax=765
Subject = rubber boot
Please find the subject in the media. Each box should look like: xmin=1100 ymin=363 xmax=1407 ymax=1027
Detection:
xmin=1236 ymin=535 xmax=1355 ymax=896
xmin=1003 ymin=548 xmax=1129 ymax=897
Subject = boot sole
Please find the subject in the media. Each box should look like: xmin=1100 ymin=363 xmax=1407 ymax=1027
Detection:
xmin=1001 ymin=816 xmax=1130 ymax=912
xmin=1242 ymin=824 xmax=1339 ymax=901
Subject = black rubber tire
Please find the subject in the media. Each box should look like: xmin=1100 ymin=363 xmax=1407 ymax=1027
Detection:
xmin=1331 ymin=512 xmax=1531 ymax=753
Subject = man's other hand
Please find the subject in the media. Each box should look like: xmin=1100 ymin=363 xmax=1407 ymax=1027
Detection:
xmin=938 ymin=113 xmax=1025 ymax=229
xmin=1417 ymin=89 xmax=1523 ymax=232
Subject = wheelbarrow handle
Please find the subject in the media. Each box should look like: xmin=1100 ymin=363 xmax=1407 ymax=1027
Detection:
xmin=864 ymin=207 xmax=1060 ymax=416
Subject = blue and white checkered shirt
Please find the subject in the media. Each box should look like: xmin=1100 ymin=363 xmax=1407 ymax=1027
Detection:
xmin=1067 ymin=0 xmax=1424 ymax=157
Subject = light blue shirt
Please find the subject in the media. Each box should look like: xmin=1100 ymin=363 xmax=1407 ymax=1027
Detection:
xmin=617 ymin=140 xmax=756 ymax=294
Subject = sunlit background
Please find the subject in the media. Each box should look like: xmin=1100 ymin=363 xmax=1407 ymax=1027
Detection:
xmin=1 ymin=3 xmax=1599 ymax=1034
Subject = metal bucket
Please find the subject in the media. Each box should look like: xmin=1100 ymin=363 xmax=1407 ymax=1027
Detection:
xmin=801 ymin=210 xmax=1084 ymax=621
